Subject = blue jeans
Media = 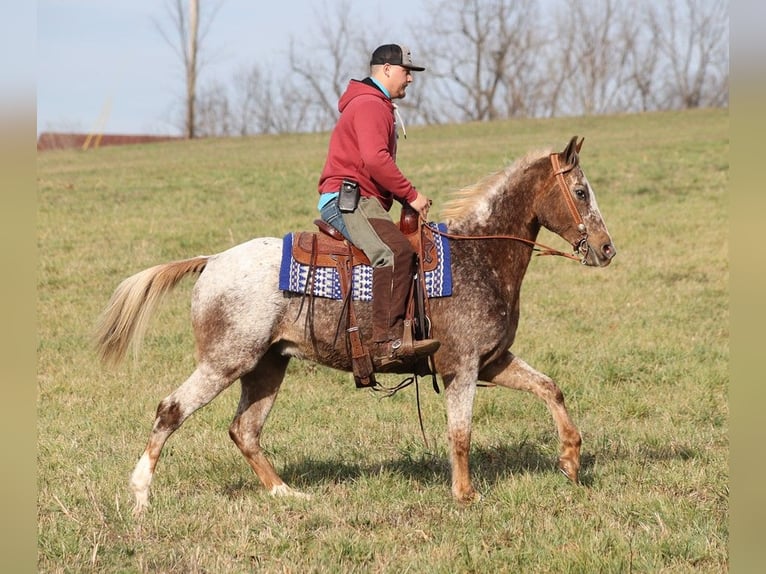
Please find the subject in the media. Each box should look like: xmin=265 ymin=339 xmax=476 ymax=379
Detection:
xmin=319 ymin=197 xmax=352 ymax=240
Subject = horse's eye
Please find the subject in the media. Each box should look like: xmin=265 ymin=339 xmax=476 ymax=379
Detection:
xmin=574 ymin=187 xmax=588 ymax=200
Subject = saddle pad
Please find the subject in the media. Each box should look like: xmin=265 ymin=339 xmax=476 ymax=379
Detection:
xmin=279 ymin=222 xmax=453 ymax=300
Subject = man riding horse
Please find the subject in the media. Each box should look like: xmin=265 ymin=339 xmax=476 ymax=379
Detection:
xmin=316 ymin=43 xmax=440 ymax=370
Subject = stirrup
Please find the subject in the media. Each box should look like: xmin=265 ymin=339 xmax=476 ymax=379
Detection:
xmin=372 ymin=337 xmax=440 ymax=369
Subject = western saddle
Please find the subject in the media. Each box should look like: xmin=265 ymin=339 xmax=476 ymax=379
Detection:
xmin=291 ymin=205 xmax=438 ymax=388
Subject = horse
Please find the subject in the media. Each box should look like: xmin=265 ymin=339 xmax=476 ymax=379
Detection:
xmin=95 ymin=136 xmax=616 ymax=514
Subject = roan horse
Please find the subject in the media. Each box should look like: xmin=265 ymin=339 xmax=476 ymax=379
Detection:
xmin=95 ymin=136 xmax=615 ymax=514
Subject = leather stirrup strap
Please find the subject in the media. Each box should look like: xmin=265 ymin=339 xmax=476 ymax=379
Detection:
xmin=294 ymin=233 xmax=318 ymax=339
xmin=337 ymin=244 xmax=375 ymax=388
xmin=420 ymin=226 xmax=440 ymax=392
xmin=415 ymin=223 xmax=439 ymax=391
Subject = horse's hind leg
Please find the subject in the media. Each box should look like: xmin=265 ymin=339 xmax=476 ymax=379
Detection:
xmin=130 ymin=365 xmax=233 ymax=514
xmin=480 ymin=351 xmax=582 ymax=482
xmin=228 ymin=347 xmax=308 ymax=499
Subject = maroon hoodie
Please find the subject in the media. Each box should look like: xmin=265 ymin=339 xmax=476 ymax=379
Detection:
xmin=317 ymin=79 xmax=418 ymax=211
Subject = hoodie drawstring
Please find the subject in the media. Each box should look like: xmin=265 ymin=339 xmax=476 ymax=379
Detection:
xmin=393 ymin=104 xmax=407 ymax=139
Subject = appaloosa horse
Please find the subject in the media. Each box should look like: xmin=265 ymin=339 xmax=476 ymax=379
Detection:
xmin=96 ymin=136 xmax=615 ymax=513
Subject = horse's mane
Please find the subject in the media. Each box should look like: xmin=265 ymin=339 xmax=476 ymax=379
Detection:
xmin=440 ymin=149 xmax=550 ymax=224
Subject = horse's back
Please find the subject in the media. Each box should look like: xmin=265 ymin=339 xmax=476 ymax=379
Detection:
xmin=199 ymin=236 xmax=283 ymax=288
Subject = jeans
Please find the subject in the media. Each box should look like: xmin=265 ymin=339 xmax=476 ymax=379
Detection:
xmin=319 ymin=197 xmax=352 ymax=240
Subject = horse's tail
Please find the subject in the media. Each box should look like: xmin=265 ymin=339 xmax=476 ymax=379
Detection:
xmin=94 ymin=255 xmax=209 ymax=366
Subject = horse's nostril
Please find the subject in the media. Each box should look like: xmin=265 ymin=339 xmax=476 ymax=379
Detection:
xmin=603 ymin=243 xmax=616 ymax=258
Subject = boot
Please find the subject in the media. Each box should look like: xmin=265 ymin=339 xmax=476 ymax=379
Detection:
xmin=370 ymin=266 xmax=440 ymax=370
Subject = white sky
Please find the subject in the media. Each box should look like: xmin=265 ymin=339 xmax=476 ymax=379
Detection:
xmin=36 ymin=0 xmax=429 ymax=135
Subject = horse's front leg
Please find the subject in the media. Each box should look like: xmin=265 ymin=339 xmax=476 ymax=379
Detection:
xmin=442 ymin=369 xmax=481 ymax=503
xmin=479 ymin=351 xmax=581 ymax=483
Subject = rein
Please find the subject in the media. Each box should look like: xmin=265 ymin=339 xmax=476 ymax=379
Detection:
xmin=422 ymin=153 xmax=588 ymax=263
xmin=429 ymin=225 xmax=581 ymax=261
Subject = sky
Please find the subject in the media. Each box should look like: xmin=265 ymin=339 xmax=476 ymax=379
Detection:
xmin=36 ymin=0 xmax=428 ymax=136
xmin=35 ymin=0 xmax=748 ymax=138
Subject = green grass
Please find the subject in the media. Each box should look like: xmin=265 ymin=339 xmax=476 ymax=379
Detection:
xmin=38 ymin=108 xmax=728 ymax=572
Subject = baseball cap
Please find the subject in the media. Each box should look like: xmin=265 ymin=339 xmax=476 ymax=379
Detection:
xmin=370 ymin=44 xmax=426 ymax=72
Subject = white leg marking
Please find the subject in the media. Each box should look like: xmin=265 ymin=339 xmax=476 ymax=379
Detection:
xmin=269 ymin=484 xmax=311 ymax=500
xmin=130 ymin=452 xmax=153 ymax=513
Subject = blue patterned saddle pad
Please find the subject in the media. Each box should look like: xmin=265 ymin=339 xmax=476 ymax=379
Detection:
xmin=279 ymin=222 xmax=452 ymax=300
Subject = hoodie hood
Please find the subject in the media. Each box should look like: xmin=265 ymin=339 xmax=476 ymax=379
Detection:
xmin=338 ymin=79 xmax=392 ymax=113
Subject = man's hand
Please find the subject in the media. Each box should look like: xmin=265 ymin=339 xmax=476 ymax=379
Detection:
xmin=410 ymin=192 xmax=433 ymax=218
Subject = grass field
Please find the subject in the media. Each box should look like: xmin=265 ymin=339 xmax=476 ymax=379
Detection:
xmin=37 ymin=108 xmax=728 ymax=572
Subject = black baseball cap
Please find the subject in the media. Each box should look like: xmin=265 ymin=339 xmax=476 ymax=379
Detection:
xmin=370 ymin=44 xmax=426 ymax=72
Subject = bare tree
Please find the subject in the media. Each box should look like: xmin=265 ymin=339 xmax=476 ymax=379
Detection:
xmin=620 ymin=1 xmax=663 ymax=112
xmin=652 ymin=0 xmax=729 ymax=109
xmin=498 ymin=10 xmax=547 ymax=118
xmin=155 ymin=0 xmax=223 ymax=138
xmin=195 ymin=0 xmax=371 ymax=136
xmin=545 ymin=0 xmax=638 ymax=116
xmin=195 ymin=80 xmax=232 ymax=136
xmin=414 ymin=0 xmax=727 ymax=120
xmin=191 ymin=0 xmax=728 ymax=136
xmin=232 ymin=66 xmax=265 ymax=136
xmin=230 ymin=64 xmax=315 ymax=135
xmin=416 ymin=0 xmax=542 ymax=123
xmin=286 ymin=0 xmax=370 ymax=132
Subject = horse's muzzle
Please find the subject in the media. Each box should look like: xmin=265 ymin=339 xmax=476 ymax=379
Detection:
xmin=582 ymin=239 xmax=616 ymax=267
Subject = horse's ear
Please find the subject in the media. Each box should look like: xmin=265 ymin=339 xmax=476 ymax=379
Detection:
xmin=576 ymin=137 xmax=584 ymax=153
xmin=563 ymin=136 xmax=579 ymax=164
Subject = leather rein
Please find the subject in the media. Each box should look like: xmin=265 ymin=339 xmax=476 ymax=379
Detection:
xmin=425 ymin=153 xmax=590 ymax=263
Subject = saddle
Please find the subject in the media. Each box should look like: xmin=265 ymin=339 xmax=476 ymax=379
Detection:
xmin=290 ymin=212 xmax=440 ymax=274
xmin=292 ymin=205 xmax=438 ymax=389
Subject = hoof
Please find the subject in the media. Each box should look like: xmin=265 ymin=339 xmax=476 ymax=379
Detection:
xmin=455 ymin=488 xmax=482 ymax=504
xmin=269 ymin=484 xmax=312 ymax=500
xmin=558 ymin=458 xmax=580 ymax=483
xmin=132 ymin=499 xmax=149 ymax=517
xmin=130 ymin=485 xmax=150 ymax=517
xmin=466 ymin=491 xmax=483 ymax=503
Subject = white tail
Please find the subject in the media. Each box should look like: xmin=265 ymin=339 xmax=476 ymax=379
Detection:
xmin=94 ymin=256 xmax=209 ymax=365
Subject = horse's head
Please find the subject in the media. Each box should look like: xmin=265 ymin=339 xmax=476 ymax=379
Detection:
xmin=541 ymin=136 xmax=616 ymax=267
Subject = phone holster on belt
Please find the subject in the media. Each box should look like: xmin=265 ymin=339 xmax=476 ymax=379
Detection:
xmin=338 ymin=179 xmax=360 ymax=213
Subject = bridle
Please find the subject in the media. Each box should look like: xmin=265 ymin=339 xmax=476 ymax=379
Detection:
xmin=550 ymin=152 xmax=590 ymax=262
xmin=425 ymin=152 xmax=590 ymax=263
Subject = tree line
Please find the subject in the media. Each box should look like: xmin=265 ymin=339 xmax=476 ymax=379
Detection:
xmin=164 ymin=0 xmax=729 ymax=138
